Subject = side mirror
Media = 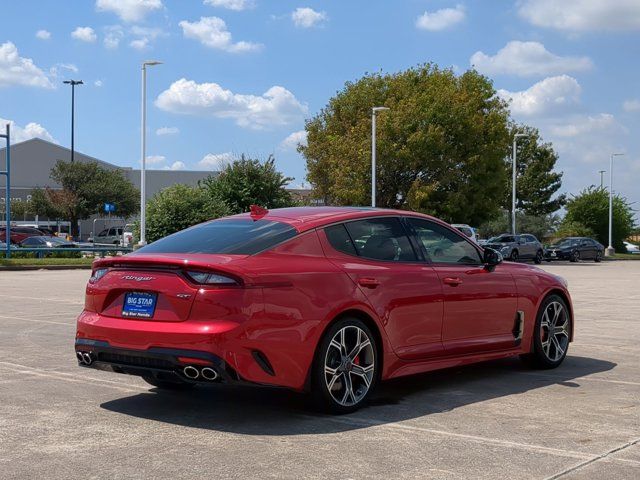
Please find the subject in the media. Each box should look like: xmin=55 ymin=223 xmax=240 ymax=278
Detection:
xmin=483 ymin=248 xmax=503 ymax=269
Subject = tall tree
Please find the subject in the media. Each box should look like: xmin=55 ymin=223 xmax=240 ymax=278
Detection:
xmin=507 ymin=125 xmax=566 ymax=216
xmin=201 ymin=155 xmax=295 ymax=214
xmin=562 ymin=186 xmax=635 ymax=251
xmin=30 ymin=160 xmax=139 ymax=238
xmin=300 ymin=64 xmax=512 ymax=225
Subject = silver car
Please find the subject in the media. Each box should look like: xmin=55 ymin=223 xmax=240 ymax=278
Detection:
xmin=484 ymin=233 xmax=544 ymax=264
xmin=90 ymin=226 xmax=124 ymax=245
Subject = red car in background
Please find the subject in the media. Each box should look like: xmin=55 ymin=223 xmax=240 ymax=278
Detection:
xmin=0 ymin=226 xmax=45 ymax=244
xmin=75 ymin=207 xmax=573 ymax=413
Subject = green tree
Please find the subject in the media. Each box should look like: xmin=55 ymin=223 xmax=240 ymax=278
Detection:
xmin=144 ymin=184 xmax=229 ymax=243
xmin=507 ymin=125 xmax=566 ymax=216
xmin=562 ymin=186 xmax=635 ymax=251
xmin=30 ymin=160 xmax=139 ymax=238
xmin=479 ymin=211 xmax=560 ymax=242
xmin=300 ymin=64 xmax=512 ymax=225
xmin=201 ymin=155 xmax=295 ymax=214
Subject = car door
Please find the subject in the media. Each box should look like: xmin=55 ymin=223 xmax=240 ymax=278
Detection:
xmin=581 ymin=239 xmax=595 ymax=259
xmin=406 ymin=217 xmax=519 ymax=355
xmin=520 ymin=235 xmax=534 ymax=259
xmin=321 ymin=217 xmax=445 ymax=360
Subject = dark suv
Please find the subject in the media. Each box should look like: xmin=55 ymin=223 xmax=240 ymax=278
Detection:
xmin=484 ymin=233 xmax=544 ymax=264
xmin=545 ymin=237 xmax=604 ymax=263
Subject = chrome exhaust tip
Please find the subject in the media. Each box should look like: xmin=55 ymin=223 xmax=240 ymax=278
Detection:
xmin=82 ymin=352 xmax=93 ymax=365
xmin=76 ymin=351 xmax=85 ymax=363
xmin=201 ymin=367 xmax=218 ymax=381
xmin=183 ymin=366 xmax=200 ymax=379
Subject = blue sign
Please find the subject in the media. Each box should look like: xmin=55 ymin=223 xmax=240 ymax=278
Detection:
xmin=104 ymin=203 xmax=115 ymax=213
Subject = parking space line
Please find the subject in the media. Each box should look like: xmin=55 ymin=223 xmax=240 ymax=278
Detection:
xmin=302 ymin=414 xmax=595 ymax=461
xmin=0 ymin=314 xmax=73 ymax=326
xmin=544 ymin=437 xmax=640 ymax=479
xmin=0 ymin=361 xmax=148 ymax=393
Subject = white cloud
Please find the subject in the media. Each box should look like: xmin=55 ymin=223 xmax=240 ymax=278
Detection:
xmin=130 ymin=38 xmax=149 ymax=50
xmin=548 ymin=113 xmax=618 ymax=138
xmin=416 ymin=5 xmax=465 ymax=31
xmin=518 ymin=0 xmax=640 ymax=33
xmin=204 ymin=0 xmax=253 ymax=11
xmin=94 ymin=80 xmax=103 ymax=87
xmin=72 ymin=26 xmax=97 ymax=43
xmin=163 ymin=161 xmax=186 ymax=171
xmin=280 ymin=130 xmax=307 ymax=150
xmin=35 ymin=30 xmax=51 ymax=40
xmin=497 ymin=75 xmax=582 ymax=117
xmin=623 ymin=99 xmax=640 ymax=112
xmin=0 ymin=42 xmax=53 ymax=89
xmin=96 ymin=0 xmax=163 ymax=22
xmin=291 ymin=7 xmax=327 ymax=28
xmin=156 ymin=126 xmax=179 ymax=136
xmin=103 ymin=25 xmax=124 ymax=49
xmin=156 ymin=78 xmax=308 ymax=129
xmin=0 ymin=117 xmax=56 ymax=143
xmin=180 ymin=17 xmax=262 ymax=53
xmin=199 ymin=152 xmax=234 ymax=169
xmin=146 ymin=155 xmax=166 ymax=165
xmin=49 ymin=63 xmax=79 ymax=79
xmin=471 ymin=41 xmax=592 ymax=77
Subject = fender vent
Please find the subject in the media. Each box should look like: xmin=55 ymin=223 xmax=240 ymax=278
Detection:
xmin=512 ymin=311 xmax=525 ymax=346
xmin=251 ymin=350 xmax=275 ymax=376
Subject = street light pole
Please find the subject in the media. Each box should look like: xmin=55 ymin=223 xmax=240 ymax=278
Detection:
xmin=512 ymin=133 xmax=529 ymax=235
xmin=63 ymin=80 xmax=83 ymax=162
xmin=371 ymin=106 xmax=390 ymax=207
xmin=606 ymin=153 xmax=624 ymax=256
xmin=139 ymin=61 xmax=162 ymax=247
xmin=599 ymin=170 xmax=606 ymax=189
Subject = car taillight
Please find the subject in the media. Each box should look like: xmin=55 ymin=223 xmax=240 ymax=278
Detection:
xmin=89 ymin=268 xmax=109 ymax=284
xmin=186 ymin=270 xmax=239 ymax=286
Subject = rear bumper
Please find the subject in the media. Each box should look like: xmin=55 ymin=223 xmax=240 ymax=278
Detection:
xmin=544 ymin=251 xmax=570 ymax=260
xmin=75 ymin=338 xmax=241 ymax=384
xmin=75 ymin=310 xmax=318 ymax=391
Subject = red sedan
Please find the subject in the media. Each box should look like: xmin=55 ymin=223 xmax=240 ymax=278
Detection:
xmin=75 ymin=207 xmax=573 ymax=413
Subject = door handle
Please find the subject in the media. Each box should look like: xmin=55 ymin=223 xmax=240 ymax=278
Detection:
xmin=358 ymin=277 xmax=380 ymax=289
xmin=443 ymin=277 xmax=463 ymax=286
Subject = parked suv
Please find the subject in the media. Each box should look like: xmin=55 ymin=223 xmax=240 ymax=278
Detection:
xmin=545 ymin=237 xmax=604 ymax=262
xmin=89 ymin=226 xmax=124 ymax=245
xmin=484 ymin=233 xmax=544 ymax=264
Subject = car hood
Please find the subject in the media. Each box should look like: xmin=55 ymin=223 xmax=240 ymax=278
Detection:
xmin=485 ymin=242 xmax=513 ymax=249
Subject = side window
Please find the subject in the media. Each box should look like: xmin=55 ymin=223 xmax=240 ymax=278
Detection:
xmin=98 ymin=229 xmax=108 ymax=236
xmin=344 ymin=218 xmax=416 ymax=262
xmin=408 ymin=218 xmax=482 ymax=265
xmin=325 ymin=224 xmax=357 ymax=256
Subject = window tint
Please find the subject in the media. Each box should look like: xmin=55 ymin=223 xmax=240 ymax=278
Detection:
xmin=343 ymin=218 xmax=416 ymax=261
xmin=325 ymin=224 xmax=357 ymax=256
xmin=139 ymin=219 xmax=297 ymax=255
xmin=408 ymin=218 xmax=482 ymax=265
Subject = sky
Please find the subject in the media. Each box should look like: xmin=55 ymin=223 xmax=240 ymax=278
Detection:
xmin=1 ymin=0 xmax=639 ymax=219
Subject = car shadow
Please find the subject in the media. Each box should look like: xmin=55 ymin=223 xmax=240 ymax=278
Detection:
xmin=100 ymin=355 xmax=615 ymax=435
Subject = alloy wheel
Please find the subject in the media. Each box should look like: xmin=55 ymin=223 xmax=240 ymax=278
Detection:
xmin=324 ymin=325 xmax=375 ymax=407
xmin=539 ymin=301 xmax=570 ymax=362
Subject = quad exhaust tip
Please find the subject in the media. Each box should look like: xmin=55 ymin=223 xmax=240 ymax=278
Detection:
xmin=76 ymin=351 xmax=94 ymax=365
xmin=183 ymin=366 xmax=200 ymax=379
xmin=201 ymin=367 xmax=218 ymax=381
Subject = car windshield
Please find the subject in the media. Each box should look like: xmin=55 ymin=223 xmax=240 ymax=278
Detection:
xmin=138 ymin=218 xmax=297 ymax=255
xmin=553 ymin=239 xmax=579 ymax=247
xmin=490 ymin=235 xmax=515 ymax=243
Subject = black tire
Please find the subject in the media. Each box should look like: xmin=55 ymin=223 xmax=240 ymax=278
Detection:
xmin=311 ymin=317 xmax=379 ymax=414
xmin=534 ymin=250 xmax=543 ymax=264
xmin=595 ymin=251 xmax=602 ymax=263
xmin=142 ymin=376 xmax=195 ymax=391
xmin=509 ymin=250 xmax=519 ymax=262
xmin=520 ymin=294 xmax=571 ymax=369
xmin=570 ymin=250 xmax=580 ymax=263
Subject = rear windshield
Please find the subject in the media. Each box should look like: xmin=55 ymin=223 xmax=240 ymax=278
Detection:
xmin=138 ymin=219 xmax=297 ymax=255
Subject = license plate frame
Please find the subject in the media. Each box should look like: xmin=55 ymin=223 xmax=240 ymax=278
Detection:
xmin=122 ymin=291 xmax=157 ymax=318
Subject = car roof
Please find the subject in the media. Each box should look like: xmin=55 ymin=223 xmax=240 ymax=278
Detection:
xmin=229 ymin=206 xmax=441 ymax=233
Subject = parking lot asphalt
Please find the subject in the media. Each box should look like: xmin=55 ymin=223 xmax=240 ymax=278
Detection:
xmin=1 ymin=262 xmax=639 ymax=480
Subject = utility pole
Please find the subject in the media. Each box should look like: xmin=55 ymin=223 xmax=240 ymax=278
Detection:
xmin=63 ymin=80 xmax=83 ymax=162
xmin=512 ymin=133 xmax=529 ymax=234
xmin=371 ymin=106 xmax=390 ymax=207
xmin=606 ymin=153 xmax=624 ymax=256
xmin=0 ymin=124 xmax=10 ymax=258
xmin=599 ymin=170 xmax=606 ymax=188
